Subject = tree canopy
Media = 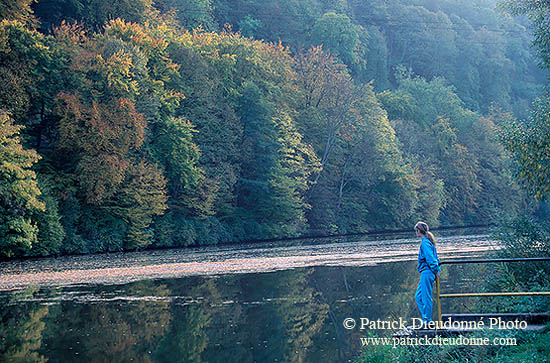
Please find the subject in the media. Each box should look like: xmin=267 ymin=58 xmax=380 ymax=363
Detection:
xmin=0 ymin=0 xmax=542 ymax=257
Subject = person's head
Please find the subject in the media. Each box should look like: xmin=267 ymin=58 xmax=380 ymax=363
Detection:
xmin=415 ymin=221 xmax=436 ymax=245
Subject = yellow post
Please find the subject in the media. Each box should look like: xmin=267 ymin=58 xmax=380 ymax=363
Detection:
xmin=436 ymin=274 xmax=442 ymax=324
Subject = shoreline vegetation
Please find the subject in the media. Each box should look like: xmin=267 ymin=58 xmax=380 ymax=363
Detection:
xmin=0 ymin=223 xmax=491 ymax=263
xmin=1 ymin=0 xmax=549 ymax=259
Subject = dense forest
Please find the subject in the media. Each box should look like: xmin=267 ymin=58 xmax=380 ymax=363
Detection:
xmin=0 ymin=0 xmax=548 ymax=257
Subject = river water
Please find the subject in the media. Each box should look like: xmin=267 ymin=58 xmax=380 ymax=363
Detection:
xmin=0 ymin=228 xmax=502 ymax=362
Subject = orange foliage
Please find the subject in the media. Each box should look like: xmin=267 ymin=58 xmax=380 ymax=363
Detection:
xmin=56 ymin=92 xmax=146 ymax=204
xmin=57 ymin=92 xmax=145 ymax=155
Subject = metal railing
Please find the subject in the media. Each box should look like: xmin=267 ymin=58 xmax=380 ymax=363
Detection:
xmin=435 ymin=257 xmax=550 ymax=323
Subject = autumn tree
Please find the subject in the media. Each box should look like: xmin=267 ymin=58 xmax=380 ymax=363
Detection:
xmin=0 ymin=0 xmax=37 ymax=25
xmin=52 ymin=20 xmax=176 ymax=249
xmin=333 ymin=85 xmax=418 ymax=231
xmin=294 ymin=46 xmax=359 ymax=189
xmin=56 ymin=93 xmax=146 ymax=204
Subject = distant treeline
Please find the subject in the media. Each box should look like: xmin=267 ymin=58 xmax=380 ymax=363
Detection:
xmin=0 ymin=0 xmax=543 ymax=257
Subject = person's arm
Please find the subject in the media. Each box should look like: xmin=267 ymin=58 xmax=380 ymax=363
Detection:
xmin=421 ymin=240 xmax=440 ymax=275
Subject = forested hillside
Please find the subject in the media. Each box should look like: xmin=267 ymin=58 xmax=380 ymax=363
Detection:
xmin=215 ymin=0 xmax=545 ymax=117
xmin=0 ymin=0 xmax=545 ymax=257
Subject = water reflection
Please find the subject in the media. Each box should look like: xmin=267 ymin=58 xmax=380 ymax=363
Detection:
xmin=1 ymin=261 xmax=494 ymax=363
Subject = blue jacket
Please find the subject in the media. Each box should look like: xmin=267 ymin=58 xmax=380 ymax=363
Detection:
xmin=417 ymin=236 xmax=440 ymax=275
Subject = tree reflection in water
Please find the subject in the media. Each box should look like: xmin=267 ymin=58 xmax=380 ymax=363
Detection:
xmin=0 ymin=261 xmax=484 ymax=362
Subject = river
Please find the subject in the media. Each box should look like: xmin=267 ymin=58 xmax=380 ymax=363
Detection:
xmin=0 ymin=228 xmax=501 ymax=362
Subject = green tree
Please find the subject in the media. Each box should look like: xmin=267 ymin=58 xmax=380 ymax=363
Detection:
xmin=0 ymin=20 xmax=54 ymax=124
xmin=498 ymin=97 xmax=550 ymax=200
xmin=152 ymin=117 xmax=205 ymax=207
xmin=310 ymin=12 xmax=358 ymax=67
xmin=33 ymin=0 xmax=159 ymax=32
xmin=379 ymin=72 xmax=491 ymax=224
xmin=498 ymin=0 xmax=550 ymax=201
xmin=107 ymin=160 xmax=168 ymax=249
xmin=32 ymin=177 xmax=66 ymax=256
xmin=238 ymin=15 xmax=261 ymax=38
xmin=232 ymin=82 xmax=318 ymax=238
xmin=0 ymin=111 xmax=44 ymax=257
xmin=154 ymin=0 xmax=216 ymax=31
xmin=501 ymin=0 xmax=550 ymax=70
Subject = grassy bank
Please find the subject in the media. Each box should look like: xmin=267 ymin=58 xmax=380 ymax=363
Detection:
xmin=355 ymin=324 xmax=550 ymax=363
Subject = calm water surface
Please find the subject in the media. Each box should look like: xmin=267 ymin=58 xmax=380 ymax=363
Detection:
xmin=0 ymin=229 xmax=502 ymax=362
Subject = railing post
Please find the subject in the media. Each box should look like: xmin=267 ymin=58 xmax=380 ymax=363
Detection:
xmin=436 ymin=274 xmax=442 ymax=324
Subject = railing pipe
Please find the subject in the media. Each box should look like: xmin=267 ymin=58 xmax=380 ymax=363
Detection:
xmin=435 ymin=257 xmax=550 ymax=325
xmin=439 ymin=257 xmax=550 ymax=265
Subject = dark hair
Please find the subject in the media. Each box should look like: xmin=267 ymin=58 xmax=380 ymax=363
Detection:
xmin=415 ymin=221 xmax=436 ymax=245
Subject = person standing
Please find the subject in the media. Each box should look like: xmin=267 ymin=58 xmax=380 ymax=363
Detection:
xmin=414 ymin=221 xmax=440 ymax=326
